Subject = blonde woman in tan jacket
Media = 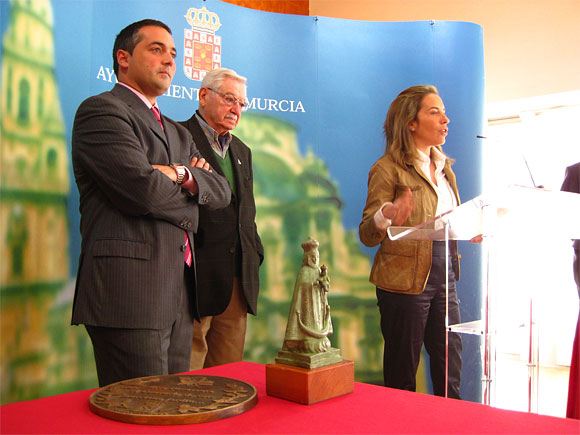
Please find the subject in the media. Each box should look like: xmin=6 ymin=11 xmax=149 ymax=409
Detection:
xmin=359 ymin=85 xmax=464 ymax=399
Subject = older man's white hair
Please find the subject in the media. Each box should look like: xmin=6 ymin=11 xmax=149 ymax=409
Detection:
xmin=201 ymin=68 xmax=247 ymax=92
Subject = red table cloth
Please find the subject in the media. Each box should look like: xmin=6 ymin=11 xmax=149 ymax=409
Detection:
xmin=1 ymin=361 xmax=579 ymax=434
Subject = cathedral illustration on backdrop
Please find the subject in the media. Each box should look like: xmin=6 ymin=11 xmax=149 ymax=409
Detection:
xmin=0 ymin=0 xmax=384 ymax=405
xmin=0 ymin=0 xmax=95 ymax=404
xmin=234 ymin=113 xmax=383 ymax=383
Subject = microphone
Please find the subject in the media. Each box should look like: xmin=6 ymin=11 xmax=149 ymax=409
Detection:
xmin=521 ymin=153 xmax=543 ymax=188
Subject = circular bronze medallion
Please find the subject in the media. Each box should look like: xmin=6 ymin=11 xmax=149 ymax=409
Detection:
xmin=89 ymin=374 xmax=258 ymax=425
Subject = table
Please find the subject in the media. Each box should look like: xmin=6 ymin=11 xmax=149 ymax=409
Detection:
xmin=1 ymin=362 xmax=579 ymax=434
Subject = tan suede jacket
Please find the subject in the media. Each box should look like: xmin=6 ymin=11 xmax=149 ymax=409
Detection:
xmin=359 ymin=151 xmax=460 ymax=294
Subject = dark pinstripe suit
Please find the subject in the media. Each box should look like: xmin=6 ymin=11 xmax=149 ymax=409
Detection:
xmin=71 ymin=84 xmax=230 ymax=385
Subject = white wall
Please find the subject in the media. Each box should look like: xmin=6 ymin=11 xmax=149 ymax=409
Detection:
xmin=310 ymin=0 xmax=580 ymax=103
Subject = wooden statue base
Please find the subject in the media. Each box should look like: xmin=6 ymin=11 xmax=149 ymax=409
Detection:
xmin=265 ymin=360 xmax=354 ymax=405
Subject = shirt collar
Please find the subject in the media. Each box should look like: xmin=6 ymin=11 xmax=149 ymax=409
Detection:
xmin=195 ymin=111 xmax=232 ymax=153
xmin=417 ymin=147 xmax=446 ymax=172
xmin=118 ymin=82 xmax=160 ymax=111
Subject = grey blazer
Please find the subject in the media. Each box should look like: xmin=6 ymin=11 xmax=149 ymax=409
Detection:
xmin=71 ymin=84 xmax=231 ymax=329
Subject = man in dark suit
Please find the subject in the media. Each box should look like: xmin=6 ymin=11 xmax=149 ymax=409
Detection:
xmin=71 ymin=19 xmax=230 ymax=386
xmin=561 ymin=162 xmax=580 ymax=419
xmin=179 ymin=68 xmax=264 ymax=369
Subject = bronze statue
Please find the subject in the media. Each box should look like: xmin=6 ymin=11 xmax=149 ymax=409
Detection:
xmin=276 ymin=237 xmax=342 ymax=369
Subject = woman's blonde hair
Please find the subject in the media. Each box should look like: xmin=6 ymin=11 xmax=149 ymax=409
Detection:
xmin=383 ymin=85 xmax=439 ymax=167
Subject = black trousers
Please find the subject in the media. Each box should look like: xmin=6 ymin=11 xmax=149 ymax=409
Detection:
xmin=86 ymin=275 xmax=194 ymax=387
xmin=377 ymin=241 xmax=462 ymax=398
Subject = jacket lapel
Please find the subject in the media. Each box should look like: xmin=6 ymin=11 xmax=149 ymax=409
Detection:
xmin=164 ymin=121 xmax=181 ymax=163
xmin=111 ymin=84 xmax=169 ymax=152
xmin=228 ymin=141 xmax=245 ymax=202
xmin=186 ymin=117 xmax=225 ymax=177
xmin=443 ymin=165 xmax=461 ymax=205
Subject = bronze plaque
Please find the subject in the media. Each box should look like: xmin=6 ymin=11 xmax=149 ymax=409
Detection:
xmin=89 ymin=374 xmax=257 ymax=425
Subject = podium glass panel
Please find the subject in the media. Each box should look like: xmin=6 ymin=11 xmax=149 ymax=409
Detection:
xmin=388 ymin=185 xmax=580 ymax=409
xmin=387 ymin=195 xmax=485 ymax=242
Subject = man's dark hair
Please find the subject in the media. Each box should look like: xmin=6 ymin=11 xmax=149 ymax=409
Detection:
xmin=113 ymin=19 xmax=172 ymax=76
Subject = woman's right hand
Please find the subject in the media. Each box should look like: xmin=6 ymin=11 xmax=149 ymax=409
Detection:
xmin=381 ymin=187 xmax=415 ymax=226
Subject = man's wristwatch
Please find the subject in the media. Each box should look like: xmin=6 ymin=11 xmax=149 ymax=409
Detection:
xmin=170 ymin=164 xmax=186 ymax=185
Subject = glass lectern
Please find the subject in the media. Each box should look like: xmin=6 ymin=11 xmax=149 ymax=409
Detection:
xmin=387 ymin=185 xmax=580 ymax=409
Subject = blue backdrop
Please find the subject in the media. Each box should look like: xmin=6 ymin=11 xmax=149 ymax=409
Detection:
xmin=55 ymin=0 xmax=485 ymax=399
xmin=1 ymin=0 xmax=485 ymax=401
xmin=52 ymin=0 xmax=484 ymax=268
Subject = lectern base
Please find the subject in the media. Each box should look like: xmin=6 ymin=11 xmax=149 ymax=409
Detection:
xmin=265 ymin=360 xmax=354 ymax=405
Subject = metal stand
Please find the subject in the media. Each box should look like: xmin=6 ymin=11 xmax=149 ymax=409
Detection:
xmin=444 ymin=221 xmax=450 ymax=399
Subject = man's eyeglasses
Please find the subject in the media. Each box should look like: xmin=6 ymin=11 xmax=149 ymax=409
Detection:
xmin=207 ymin=88 xmax=249 ymax=109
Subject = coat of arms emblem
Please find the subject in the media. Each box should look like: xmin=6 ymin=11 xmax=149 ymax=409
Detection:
xmin=184 ymin=6 xmax=222 ymax=81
